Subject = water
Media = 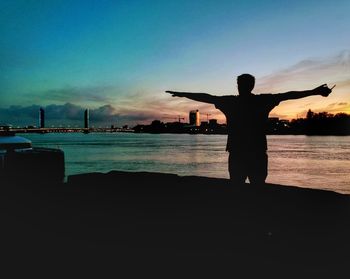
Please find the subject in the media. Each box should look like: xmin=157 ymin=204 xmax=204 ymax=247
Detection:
xmin=20 ymin=133 xmax=350 ymax=194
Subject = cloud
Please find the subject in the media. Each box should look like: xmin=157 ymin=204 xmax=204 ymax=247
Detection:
xmin=90 ymin=105 xmax=116 ymax=121
xmin=322 ymin=102 xmax=349 ymax=113
xmin=0 ymin=105 xmax=41 ymax=122
xmin=45 ymin=103 xmax=83 ymax=121
xmin=325 ymin=102 xmax=348 ymax=108
xmin=27 ymin=85 xmax=116 ymax=104
xmin=256 ymin=49 xmax=350 ymax=92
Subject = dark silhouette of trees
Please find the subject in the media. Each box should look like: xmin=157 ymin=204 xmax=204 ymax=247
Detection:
xmin=303 ymin=110 xmax=350 ymax=135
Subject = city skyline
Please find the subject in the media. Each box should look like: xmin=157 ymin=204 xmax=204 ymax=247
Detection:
xmin=1 ymin=0 xmax=350 ymax=126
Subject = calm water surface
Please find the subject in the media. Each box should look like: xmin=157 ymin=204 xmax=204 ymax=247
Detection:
xmin=21 ymin=133 xmax=350 ymax=194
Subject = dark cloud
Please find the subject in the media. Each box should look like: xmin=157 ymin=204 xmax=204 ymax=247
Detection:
xmin=32 ymin=85 xmax=115 ymax=104
xmin=89 ymin=104 xmax=156 ymax=124
xmin=0 ymin=103 xmax=158 ymax=127
xmin=0 ymin=104 xmax=41 ymax=124
xmin=0 ymin=103 xmax=81 ymax=126
xmin=90 ymin=105 xmax=116 ymax=121
xmin=45 ymin=103 xmax=83 ymax=121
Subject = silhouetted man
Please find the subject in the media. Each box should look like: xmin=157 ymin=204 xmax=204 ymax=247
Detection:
xmin=166 ymin=74 xmax=334 ymax=185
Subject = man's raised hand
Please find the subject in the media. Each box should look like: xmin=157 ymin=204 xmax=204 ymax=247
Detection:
xmin=166 ymin=91 xmax=183 ymax=97
xmin=313 ymin=84 xmax=335 ymax=97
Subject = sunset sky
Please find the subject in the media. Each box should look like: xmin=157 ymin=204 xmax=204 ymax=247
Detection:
xmin=1 ymin=0 xmax=349 ymax=127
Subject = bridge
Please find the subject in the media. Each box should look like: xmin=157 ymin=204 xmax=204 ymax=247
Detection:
xmin=0 ymin=127 xmax=134 ymax=134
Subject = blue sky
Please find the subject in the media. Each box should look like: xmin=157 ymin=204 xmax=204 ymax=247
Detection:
xmin=1 ymin=0 xmax=349 ymax=126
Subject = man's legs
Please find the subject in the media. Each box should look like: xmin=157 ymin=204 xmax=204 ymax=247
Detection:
xmin=228 ymin=152 xmax=248 ymax=185
xmin=248 ymin=152 xmax=268 ymax=185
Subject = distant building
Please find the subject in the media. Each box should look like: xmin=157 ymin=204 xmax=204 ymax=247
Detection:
xmin=209 ymin=119 xmax=218 ymax=126
xmin=39 ymin=108 xmax=45 ymax=128
xmin=84 ymin=109 xmax=89 ymax=129
xmin=268 ymin=117 xmax=279 ymax=122
xmin=189 ymin=110 xmax=200 ymax=126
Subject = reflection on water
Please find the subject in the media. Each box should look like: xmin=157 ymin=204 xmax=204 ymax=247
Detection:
xmin=21 ymin=133 xmax=350 ymax=194
xmin=267 ymin=136 xmax=350 ymax=193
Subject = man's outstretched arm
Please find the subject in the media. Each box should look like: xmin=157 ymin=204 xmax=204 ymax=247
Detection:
xmin=165 ymin=91 xmax=218 ymax=104
xmin=276 ymin=84 xmax=335 ymax=102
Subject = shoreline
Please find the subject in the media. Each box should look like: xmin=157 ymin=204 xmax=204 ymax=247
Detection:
xmin=9 ymin=129 xmax=350 ymax=135
xmin=2 ymin=171 xmax=350 ymax=276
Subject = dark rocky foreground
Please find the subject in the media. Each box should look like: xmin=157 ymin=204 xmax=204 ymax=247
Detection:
xmin=2 ymin=171 xmax=350 ymax=277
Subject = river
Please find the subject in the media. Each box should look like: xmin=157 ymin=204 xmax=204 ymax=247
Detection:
xmin=20 ymin=133 xmax=350 ymax=194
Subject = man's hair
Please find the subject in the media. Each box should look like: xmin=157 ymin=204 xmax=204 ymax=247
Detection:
xmin=237 ymin=74 xmax=255 ymax=91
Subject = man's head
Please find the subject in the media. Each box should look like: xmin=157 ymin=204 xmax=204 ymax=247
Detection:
xmin=237 ymin=74 xmax=255 ymax=95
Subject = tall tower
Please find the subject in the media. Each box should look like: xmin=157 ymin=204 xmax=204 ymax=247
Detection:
xmin=189 ymin=110 xmax=200 ymax=126
xmin=84 ymin=109 xmax=89 ymax=129
xmin=39 ymin=108 xmax=45 ymax=128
